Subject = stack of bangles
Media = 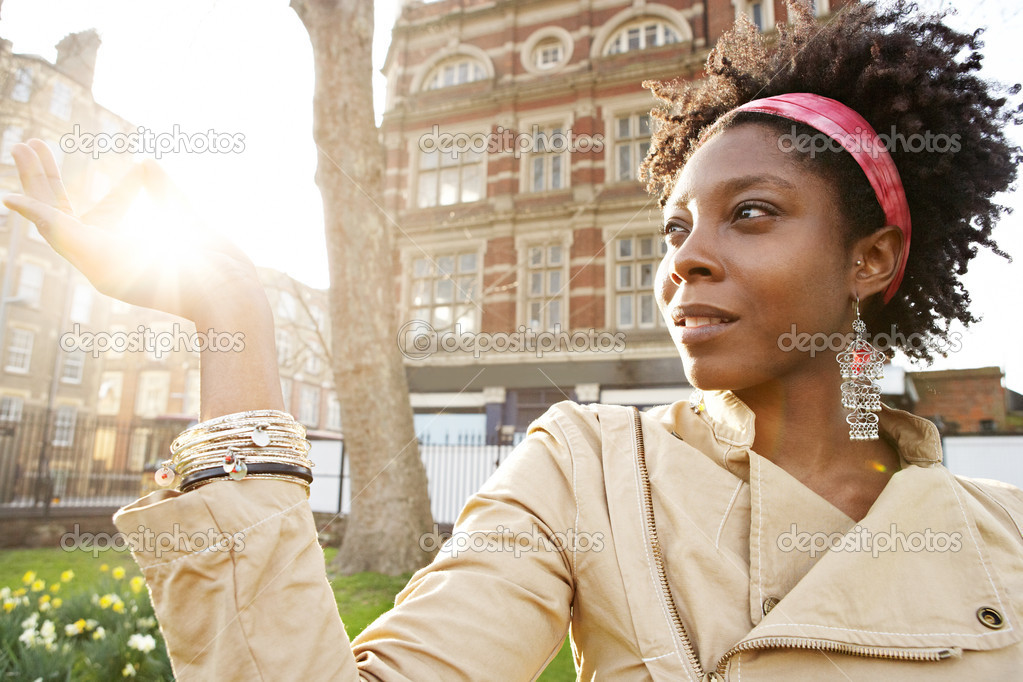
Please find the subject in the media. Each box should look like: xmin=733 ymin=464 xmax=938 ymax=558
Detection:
xmin=154 ymin=410 xmax=314 ymax=494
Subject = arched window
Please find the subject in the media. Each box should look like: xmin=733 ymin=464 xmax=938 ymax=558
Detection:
xmin=423 ymin=57 xmax=487 ymax=90
xmin=604 ymin=19 xmax=682 ymax=55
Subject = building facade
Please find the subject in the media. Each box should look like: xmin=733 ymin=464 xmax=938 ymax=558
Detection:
xmin=380 ymin=0 xmax=845 ymax=442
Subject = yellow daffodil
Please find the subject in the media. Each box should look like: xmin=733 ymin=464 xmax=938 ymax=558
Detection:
xmin=112 ymin=600 xmax=125 ymax=614
xmin=52 ymin=598 xmax=62 ymax=608
xmin=60 ymin=570 xmax=74 ymax=583
xmin=100 ymin=564 xmax=109 ymax=572
xmin=38 ymin=594 xmax=50 ymax=604
xmin=2 ymin=600 xmax=15 ymax=612
xmin=112 ymin=566 xmax=126 ymax=580
xmin=129 ymin=576 xmax=145 ymax=594
xmin=99 ymin=594 xmax=114 ymax=609
xmin=30 ymin=579 xmax=44 ymax=592
xmin=21 ymin=570 xmax=36 ymax=585
xmin=49 ymin=583 xmax=60 ymax=593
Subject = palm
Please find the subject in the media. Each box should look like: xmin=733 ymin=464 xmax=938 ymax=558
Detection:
xmin=4 ymin=140 xmax=262 ymax=322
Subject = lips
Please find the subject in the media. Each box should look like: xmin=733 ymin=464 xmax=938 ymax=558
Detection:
xmin=670 ymin=304 xmax=738 ymax=328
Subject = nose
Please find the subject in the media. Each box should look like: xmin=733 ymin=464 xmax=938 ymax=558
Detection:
xmin=668 ymin=219 xmax=721 ymax=286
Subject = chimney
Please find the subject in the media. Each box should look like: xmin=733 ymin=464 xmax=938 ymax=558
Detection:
xmin=54 ymin=29 xmax=101 ymax=90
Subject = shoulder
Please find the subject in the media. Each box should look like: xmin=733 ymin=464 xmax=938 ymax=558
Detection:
xmin=952 ymin=473 xmax=1023 ymax=542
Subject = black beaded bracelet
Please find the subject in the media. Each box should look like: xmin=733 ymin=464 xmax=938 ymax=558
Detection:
xmin=179 ymin=462 xmax=313 ymax=493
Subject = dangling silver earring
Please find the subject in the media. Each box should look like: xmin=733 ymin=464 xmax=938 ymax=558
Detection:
xmin=837 ymin=296 xmax=885 ymax=440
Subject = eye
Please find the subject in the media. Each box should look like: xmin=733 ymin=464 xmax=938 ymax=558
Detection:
xmin=659 ymin=219 xmax=691 ymax=238
xmin=734 ymin=201 xmax=774 ymax=221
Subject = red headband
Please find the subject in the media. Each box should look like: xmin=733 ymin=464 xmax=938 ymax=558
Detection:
xmin=728 ymin=93 xmax=911 ymax=304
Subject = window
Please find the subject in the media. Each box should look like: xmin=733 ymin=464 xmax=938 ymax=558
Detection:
xmin=61 ymin=351 xmax=85 ymax=384
xmin=69 ymin=284 xmax=92 ymax=323
xmin=135 ymin=371 xmax=170 ymax=418
xmin=605 ymin=20 xmax=681 ymax=55
xmin=50 ymin=82 xmax=73 ymax=120
xmin=16 ymin=263 xmax=44 ymax=306
xmin=423 ymin=58 xmax=486 ymax=90
xmin=327 ymin=392 xmax=342 ymax=431
xmin=299 ymin=385 xmax=320 ymax=427
xmin=1 ymin=127 xmax=24 ymax=165
xmin=615 ymin=235 xmax=668 ymax=329
xmin=276 ymin=329 xmax=292 ymax=366
xmin=0 ymin=396 xmax=24 ymax=422
xmin=417 ymin=148 xmax=484 ymax=207
xmin=410 ymin=252 xmax=480 ymax=332
xmin=5 ymin=328 xmax=33 ymax=373
xmin=97 ymin=373 xmax=123 ymax=415
xmin=615 ymin=113 xmax=653 ymax=182
xmin=751 ymin=1 xmax=764 ymax=30
xmin=52 ymin=406 xmax=77 ymax=446
xmin=278 ymin=291 xmax=297 ymax=320
xmin=309 ymin=306 xmax=328 ymax=334
xmin=533 ymin=40 xmax=564 ymax=69
xmin=304 ymin=349 xmax=322 ymax=375
xmin=525 ymin=244 xmax=566 ymax=331
xmin=11 ymin=67 xmax=32 ymax=102
xmin=528 ymin=126 xmax=567 ymax=193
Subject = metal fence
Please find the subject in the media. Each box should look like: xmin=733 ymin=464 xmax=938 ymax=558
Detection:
xmin=0 ymin=408 xmax=190 ymax=511
xmin=0 ymin=409 xmax=522 ymax=524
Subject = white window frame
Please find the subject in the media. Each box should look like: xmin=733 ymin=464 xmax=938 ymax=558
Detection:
xmin=16 ymin=262 xmax=44 ymax=306
xmin=423 ymin=58 xmax=487 ymax=90
xmin=97 ymin=372 xmax=123 ymax=416
xmin=613 ymin=111 xmax=654 ymax=182
xmin=52 ymin=406 xmax=77 ymax=447
xmin=276 ymin=329 xmax=292 ymax=366
xmin=50 ymin=81 xmax=73 ymax=120
xmin=5 ymin=328 xmax=33 ymax=373
xmin=299 ymin=384 xmax=320 ymax=427
xmin=733 ymin=0 xmax=776 ymax=32
xmin=11 ymin=67 xmax=32 ymax=102
xmin=404 ymin=246 xmax=484 ymax=334
xmin=0 ymin=396 xmax=24 ymax=422
xmin=605 ymin=230 xmax=669 ymax=331
xmin=516 ymin=232 xmax=573 ymax=333
xmin=523 ymin=123 xmax=570 ymax=194
xmin=61 ymin=350 xmax=85 ymax=384
xmin=604 ymin=19 xmax=682 ymax=55
xmin=69 ymin=283 xmax=92 ymax=323
xmin=520 ymin=26 xmax=575 ymax=76
xmin=416 ymin=144 xmax=486 ymax=208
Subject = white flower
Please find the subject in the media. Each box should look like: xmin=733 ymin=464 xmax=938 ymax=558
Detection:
xmin=64 ymin=623 xmax=80 ymax=636
xmin=0 ymin=587 xmax=10 ymax=599
xmin=92 ymin=626 xmax=106 ymax=641
xmin=39 ymin=620 xmax=55 ymax=640
xmin=136 ymin=616 xmax=156 ymax=629
xmin=127 ymin=633 xmax=157 ymax=653
xmin=121 ymin=663 xmax=137 ymax=677
xmin=18 ymin=628 xmax=36 ymax=647
xmin=20 ymin=612 xmax=39 ymax=629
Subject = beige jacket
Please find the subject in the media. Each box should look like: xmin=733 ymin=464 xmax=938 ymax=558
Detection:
xmin=114 ymin=390 xmax=1023 ymax=680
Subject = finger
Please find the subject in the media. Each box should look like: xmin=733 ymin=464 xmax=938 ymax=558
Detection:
xmin=26 ymin=139 xmax=74 ymax=214
xmin=3 ymin=193 xmax=122 ymax=277
xmin=10 ymin=143 xmax=59 ymax=207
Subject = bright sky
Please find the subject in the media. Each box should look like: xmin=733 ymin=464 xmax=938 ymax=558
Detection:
xmin=1 ymin=0 xmax=1021 ymax=391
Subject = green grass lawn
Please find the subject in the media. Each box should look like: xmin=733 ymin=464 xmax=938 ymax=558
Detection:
xmin=1 ymin=547 xmax=576 ymax=680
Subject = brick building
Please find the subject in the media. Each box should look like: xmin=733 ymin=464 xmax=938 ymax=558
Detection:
xmin=910 ymin=367 xmax=1023 ymax=435
xmin=379 ymin=0 xmax=846 ymax=442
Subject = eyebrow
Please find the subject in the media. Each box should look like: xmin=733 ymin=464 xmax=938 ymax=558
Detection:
xmin=667 ymin=174 xmax=799 ymax=212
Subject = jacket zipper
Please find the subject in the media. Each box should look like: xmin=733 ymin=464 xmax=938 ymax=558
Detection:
xmin=630 ymin=407 xmax=959 ymax=681
xmin=631 ymin=407 xmax=706 ymax=679
xmin=712 ymin=637 xmax=958 ymax=676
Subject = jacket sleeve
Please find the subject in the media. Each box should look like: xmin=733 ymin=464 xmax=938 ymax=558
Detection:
xmin=112 ymin=407 xmax=581 ymax=682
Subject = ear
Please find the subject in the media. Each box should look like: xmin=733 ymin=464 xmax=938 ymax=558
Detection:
xmin=850 ymin=225 xmax=904 ymax=300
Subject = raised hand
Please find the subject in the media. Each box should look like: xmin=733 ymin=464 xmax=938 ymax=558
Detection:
xmin=3 ymin=139 xmax=264 ymax=323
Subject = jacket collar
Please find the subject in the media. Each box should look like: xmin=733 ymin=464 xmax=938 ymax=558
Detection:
xmin=667 ymin=390 xmax=1021 ymax=654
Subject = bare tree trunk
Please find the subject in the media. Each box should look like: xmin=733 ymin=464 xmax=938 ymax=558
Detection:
xmin=291 ymin=0 xmax=435 ymax=575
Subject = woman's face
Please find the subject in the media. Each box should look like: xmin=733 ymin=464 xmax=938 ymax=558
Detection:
xmin=656 ymin=122 xmax=855 ymax=392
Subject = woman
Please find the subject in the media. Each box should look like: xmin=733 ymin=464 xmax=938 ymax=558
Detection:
xmin=6 ymin=1 xmax=1023 ymax=679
